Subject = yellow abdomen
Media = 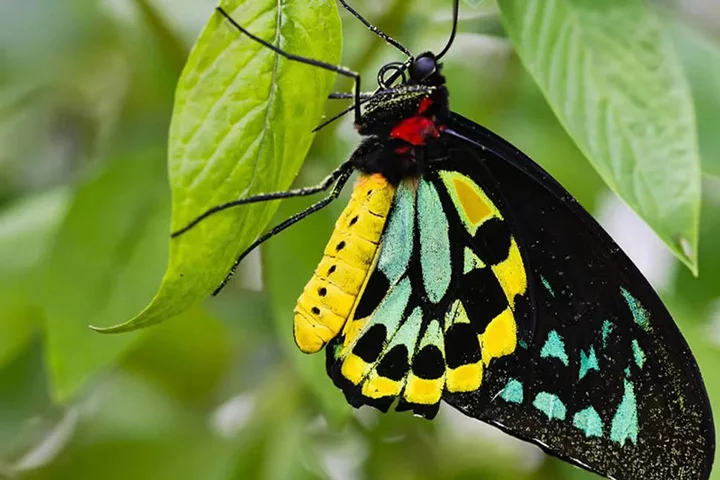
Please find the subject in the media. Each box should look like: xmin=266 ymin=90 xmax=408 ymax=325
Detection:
xmin=294 ymin=174 xmax=395 ymax=353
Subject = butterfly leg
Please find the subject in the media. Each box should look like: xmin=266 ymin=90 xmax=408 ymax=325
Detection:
xmin=215 ymin=7 xmax=362 ymax=124
xmin=212 ymin=166 xmax=354 ymax=295
xmin=172 ymin=160 xmax=355 ymax=237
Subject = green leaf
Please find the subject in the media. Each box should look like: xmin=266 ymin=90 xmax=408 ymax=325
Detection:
xmin=497 ymin=0 xmax=702 ymax=273
xmin=122 ymin=306 xmax=231 ymax=406
xmin=41 ymin=151 xmax=169 ymax=402
xmin=0 ymin=189 xmax=70 ymax=369
xmin=673 ymin=176 xmax=720 ymax=317
xmin=94 ymin=0 xmax=342 ymax=333
xmin=671 ymin=21 xmax=720 ymax=179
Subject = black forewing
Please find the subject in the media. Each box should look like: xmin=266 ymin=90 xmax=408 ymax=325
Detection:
xmin=438 ymin=113 xmax=715 ymax=480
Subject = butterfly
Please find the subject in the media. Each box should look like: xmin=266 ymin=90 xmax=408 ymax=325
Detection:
xmin=175 ymin=1 xmax=715 ymax=479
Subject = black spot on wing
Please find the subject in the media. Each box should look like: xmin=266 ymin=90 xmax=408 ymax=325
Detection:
xmin=364 ymin=396 xmax=394 ymax=412
xmin=354 ymin=270 xmax=390 ymax=320
xmin=353 ymin=324 xmax=386 ymax=362
xmin=512 ymin=291 xmax=534 ymax=347
xmin=412 ymin=346 xmax=445 ymax=379
xmin=461 ymin=267 xmax=508 ymax=334
xmin=377 ymin=345 xmax=409 ymax=381
xmin=473 ymin=217 xmax=511 ymax=266
xmin=396 ymin=398 xmax=440 ymax=419
xmin=445 ymin=323 xmax=481 ymax=368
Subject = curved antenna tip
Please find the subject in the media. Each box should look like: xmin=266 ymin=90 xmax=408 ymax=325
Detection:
xmin=436 ymin=0 xmax=460 ymax=60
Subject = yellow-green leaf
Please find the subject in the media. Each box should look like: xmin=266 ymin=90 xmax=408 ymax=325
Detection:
xmin=93 ymin=0 xmax=342 ymax=333
xmin=498 ymin=0 xmax=702 ymax=272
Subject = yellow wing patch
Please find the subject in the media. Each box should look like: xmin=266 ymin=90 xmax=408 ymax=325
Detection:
xmin=341 ymin=353 xmax=371 ymax=385
xmin=362 ymin=375 xmax=402 ymax=399
xmin=491 ymin=237 xmax=527 ymax=309
xmin=439 ymin=171 xmax=502 ymax=234
xmin=479 ymin=307 xmax=517 ymax=365
xmin=453 ymin=177 xmax=492 ymax=225
xmin=446 ymin=363 xmax=483 ymax=392
xmin=404 ymin=374 xmax=444 ymax=405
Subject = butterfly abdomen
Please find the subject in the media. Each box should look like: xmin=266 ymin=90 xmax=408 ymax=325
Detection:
xmin=293 ymin=174 xmax=396 ymax=353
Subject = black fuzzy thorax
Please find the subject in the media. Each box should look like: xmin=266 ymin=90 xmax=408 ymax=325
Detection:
xmin=350 ymin=63 xmax=450 ymax=185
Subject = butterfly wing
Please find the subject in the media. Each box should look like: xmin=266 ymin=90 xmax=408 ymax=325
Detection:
xmin=323 ymin=111 xmax=713 ymax=479
xmin=439 ymin=113 xmax=715 ymax=480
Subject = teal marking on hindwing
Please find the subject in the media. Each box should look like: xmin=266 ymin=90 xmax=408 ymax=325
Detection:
xmin=417 ymin=180 xmax=451 ymax=303
xmin=540 ymin=330 xmax=569 ymax=366
xmin=369 ymin=277 xmax=412 ymax=337
xmin=573 ymin=407 xmax=604 ymax=438
xmin=518 ymin=339 xmax=528 ymax=349
xmin=610 ymin=379 xmax=639 ymax=446
xmin=540 ymin=275 xmax=554 ymax=297
xmin=382 ymin=306 xmax=422 ymax=361
xmin=500 ymin=379 xmax=524 ymax=404
xmin=631 ymin=339 xmax=645 ymax=369
xmin=620 ymin=287 xmax=650 ymax=331
xmin=378 ymin=181 xmax=415 ymax=284
xmin=601 ymin=320 xmax=614 ymax=348
xmin=579 ymin=346 xmax=599 ymax=380
xmin=533 ymin=392 xmax=566 ymax=420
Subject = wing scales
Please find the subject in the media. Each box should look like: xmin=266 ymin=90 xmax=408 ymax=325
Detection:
xmin=439 ymin=113 xmax=714 ymax=480
xmin=327 ymin=173 xmax=532 ymax=419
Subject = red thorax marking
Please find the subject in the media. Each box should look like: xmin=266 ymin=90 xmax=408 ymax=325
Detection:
xmin=389 ymin=97 xmax=439 ymax=146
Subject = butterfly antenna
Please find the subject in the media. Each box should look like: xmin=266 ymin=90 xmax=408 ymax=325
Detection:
xmin=215 ymin=7 xmax=363 ymax=123
xmin=313 ymin=58 xmax=413 ymax=132
xmin=436 ymin=0 xmax=460 ymax=60
xmin=338 ymin=0 xmax=413 ymax=58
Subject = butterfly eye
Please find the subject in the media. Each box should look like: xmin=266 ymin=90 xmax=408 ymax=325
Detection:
xmin=411 ymin=55 xmax=437 ymax=81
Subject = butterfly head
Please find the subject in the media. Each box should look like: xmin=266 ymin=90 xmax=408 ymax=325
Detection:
xmin=356 ymin=52 xmax=449 ymax=137
xmin=351 ymin=52 xmax=451 ymax=183
xmin=408 ymin=52 xmax=445 ymax=87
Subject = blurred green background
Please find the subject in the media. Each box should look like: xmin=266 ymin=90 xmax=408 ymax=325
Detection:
xmin=0 ymin=0 xmax=719 ymax=479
